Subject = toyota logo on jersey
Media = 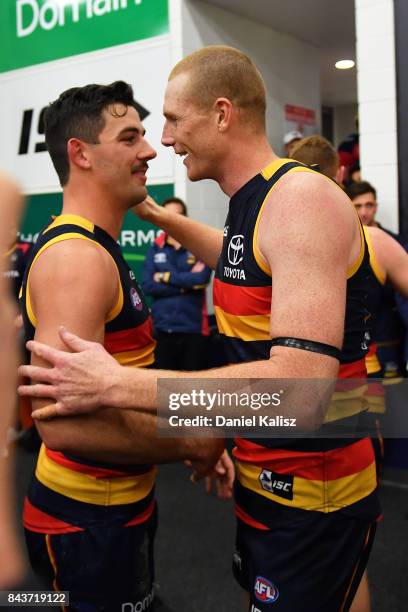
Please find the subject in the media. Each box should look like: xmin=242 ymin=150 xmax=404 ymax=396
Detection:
xmin=227 ymin=234 xmax=244 ymax=265
xmin=254 ymin=576 xmax=279 ymax=604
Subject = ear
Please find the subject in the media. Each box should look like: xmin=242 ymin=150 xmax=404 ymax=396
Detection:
xmin=336 ymin=165 xmax=346 ymax=186
xmin=213 ymin=97 xmax=233 ymax=132
xmin=67 ymin=138 xmax=92 ymax=172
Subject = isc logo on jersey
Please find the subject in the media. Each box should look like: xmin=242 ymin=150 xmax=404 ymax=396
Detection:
xmin=254 ymin=576 xmax=279 ymax=604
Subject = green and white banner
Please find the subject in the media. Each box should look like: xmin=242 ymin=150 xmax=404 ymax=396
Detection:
xmin=0 ymin=36 xmax=174 ymax=192
xmin=1 ymin=0 xmax=169 ymax=73
xmin=0 ymin=0 xmax=175 ymax=268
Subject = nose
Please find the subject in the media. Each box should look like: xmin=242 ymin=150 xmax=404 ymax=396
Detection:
xmin=139 ymin=138 xmax=157 ymax=161
xmin=161 ymin=120 xmax=175 ymax=148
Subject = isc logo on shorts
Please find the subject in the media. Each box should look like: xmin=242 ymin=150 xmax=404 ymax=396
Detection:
xmin=259 ymin=470 xmax=294 ymax=500
xmin=254 ymin=576 xmax=279 ymax=604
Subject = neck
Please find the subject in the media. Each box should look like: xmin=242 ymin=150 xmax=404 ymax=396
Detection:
xmin=62 ymin=181 xmax=125 ymax=240
xmin=215 ymin=135 xmax=278 ymax=197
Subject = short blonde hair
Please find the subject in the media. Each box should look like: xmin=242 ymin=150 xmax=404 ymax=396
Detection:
xmin=169 ymin=46 xmax=266 ymax=131
xmin=291 ymin=135 xmax=339 ymax=179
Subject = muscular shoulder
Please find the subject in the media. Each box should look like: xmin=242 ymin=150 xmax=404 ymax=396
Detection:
xmin=29 ymin=237 xmax=117 ymax=315
xmin=258 ymin=170 xmax=356 ymax=266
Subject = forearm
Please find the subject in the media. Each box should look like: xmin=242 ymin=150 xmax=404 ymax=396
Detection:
xmin=37 ymin=407 xmax=205 ymax=465
xmin=145 ymin=208 xmax=222 ymax=270
xmin=107 ymin=349 xmax=339 ymax=428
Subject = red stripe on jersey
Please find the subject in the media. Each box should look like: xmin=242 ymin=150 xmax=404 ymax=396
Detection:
xmin=233 ymin=437 xmax=375 ymax=481
xmin=104 ymin=318 xmax=154 ymax=353
xmin=45 ymin=448 xmax=151 ymax=478
xmin=201 ymin=292 xmax=209 ymax=336
xmin=234 ymin=504 xmax=269 ymax=530
xmin=23 ymin=498 xmax=84 ymax=534
xmin=213 ymin=278 xmax=271 ymax=315
xmin=338 ymin=358 xmax=367 ymax=381
xmin=124 ymin=499 xmax=156 ymax=527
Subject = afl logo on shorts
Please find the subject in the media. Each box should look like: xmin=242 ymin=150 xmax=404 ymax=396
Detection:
xmin=254 ymin=576 xmax=279 ymax=604
xmin=130 ymin=287 xmax=143 ymax=311
xmin=228 ymin=234 xmax=244 ymax=265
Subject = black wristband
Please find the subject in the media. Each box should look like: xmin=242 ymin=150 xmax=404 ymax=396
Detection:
xmin=270 ymin=337 xmax=341 ymax=360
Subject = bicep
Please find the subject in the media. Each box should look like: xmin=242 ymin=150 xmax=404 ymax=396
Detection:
xmin=383 ymin=237 xmax=408 ymax=299
xmin=258 ymin=174 xmax=351 ymax=357
xmin=29 ymin=242 xmax=116 ymax=437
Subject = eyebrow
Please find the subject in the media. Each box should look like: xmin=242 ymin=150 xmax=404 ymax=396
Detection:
xmin=118 ymin=126 xmax=146 ymax=137
xmin=163 ymin=110 xmax=178 ymax=120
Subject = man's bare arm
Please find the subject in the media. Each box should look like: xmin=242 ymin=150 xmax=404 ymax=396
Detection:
xmin=29 ymin=238 xmax=222 ymax=467
xmin=21 ymin=172 xmax=353 ymax=429
xmin=368 ymin=226 xmax=408 ymax=298
xmin=133 ymin=195 xmax=223 ymax=269
xmin=0 ymin=173 xmax=25 ymax=587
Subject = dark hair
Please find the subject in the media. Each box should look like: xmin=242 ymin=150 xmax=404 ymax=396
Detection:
xmin=345 ymin=180 xmax=377 ymax=201
xmin=44 ymin=81 xmax=138 ymax=186
xmin=162 ymin=197 xmax=188 ymax=216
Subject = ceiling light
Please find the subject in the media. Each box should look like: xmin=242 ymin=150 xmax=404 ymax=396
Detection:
xmin=335 ymin=60 xmax=355 ymax=70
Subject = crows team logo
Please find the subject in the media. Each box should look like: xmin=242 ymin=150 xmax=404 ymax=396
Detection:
xmin=130 ymin=287 xmax=143 ymax=311
xmin=254 ymin=576 xmax=279 ymax=604
xmin=227 ymin=234 xmax=244 ymax=265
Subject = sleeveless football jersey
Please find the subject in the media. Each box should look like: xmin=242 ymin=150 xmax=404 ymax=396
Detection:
xmin=21 ymin=214 xmax=156 ymax=533
xmin=214 ymin=160 xmax=379 ymax=528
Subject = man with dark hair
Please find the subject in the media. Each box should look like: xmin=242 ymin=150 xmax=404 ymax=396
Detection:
xmin=21 ymin=48 xmax=380 ymax=611
xmin=346 ymin=181 xmax=378 ymax=227
xmin=142 ymin=197 xmax=211 ymax=370
xmin=346 ymin=180 xmax=407 ymax=381
xmin=19 ymin=81 xmax=224 ymax=610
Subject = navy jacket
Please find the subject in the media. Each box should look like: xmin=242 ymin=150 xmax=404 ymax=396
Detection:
xmin=142 ymin=234 xmax=211 ymax=335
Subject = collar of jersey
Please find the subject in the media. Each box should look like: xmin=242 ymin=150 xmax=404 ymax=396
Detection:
xmin=44 ymin=214 xmax=95 ymax=234
xmin=261 ymin=157 xmax=294 ymax=181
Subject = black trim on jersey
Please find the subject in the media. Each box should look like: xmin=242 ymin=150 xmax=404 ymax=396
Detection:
xmin=270 ymin=337 xmax=341 ymax=360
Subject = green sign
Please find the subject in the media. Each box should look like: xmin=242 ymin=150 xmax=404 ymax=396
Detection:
xmin=19 ymin=183 xmax=173 ymax=280
xmin=1 ymin=0 xmax=169 ymax=73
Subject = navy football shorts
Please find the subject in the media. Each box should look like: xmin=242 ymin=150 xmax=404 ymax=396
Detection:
xmin=233 ymin=511 xmax=376 ymax=612
xmin=25 ymin=506 xmax=157 ymax=612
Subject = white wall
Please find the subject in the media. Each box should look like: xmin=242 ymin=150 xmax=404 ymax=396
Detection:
xmin=169 ymin=0 xmax=322 ymax=229
xmin=333 ymin=103 xmax=358 ymax=148
xmin=355 ymin=0 xmax=398 ymax=231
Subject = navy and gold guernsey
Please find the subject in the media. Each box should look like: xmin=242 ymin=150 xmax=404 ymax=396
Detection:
xmin=20 ymin=214 xmax=156 ymax=535
xmin=214 ymin=159 xmax=380 ymax=531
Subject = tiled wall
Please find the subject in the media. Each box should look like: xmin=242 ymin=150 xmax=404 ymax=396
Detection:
xmin=356 ymin=0 xmax=398 ymax=231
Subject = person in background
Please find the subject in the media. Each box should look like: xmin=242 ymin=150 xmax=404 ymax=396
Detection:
xmin=291 ymin=134 xmax=408 ymax=612
xmin=2 ymin=224 xmax=39 ymax=452
xmin=283 ymin=129 xmax=302 ymax=156
xmin=0 ymin=172 xmax=25 ymax=588
xmin=347 ymin=161 xmax=361 ymax=186
xmin=338 ymin=130 xmax=359 ymax=176
xmin=142 ymin=197 xmax=211 ymax=370
xmin=346 ymin=181 xmax=407 ymax=381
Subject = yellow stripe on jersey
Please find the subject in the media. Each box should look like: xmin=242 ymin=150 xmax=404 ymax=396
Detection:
xmin=254 ymin=159 xmax=365 ymax=279
xmin=44 ymin=214 xmax=95 ymax=235
xmin=366 ymin=350 xmax=382 ymax=375
xmin=25 ymin=232 xmax=122 ymax=327
xmin=235 ymin=459 xmax=377 ymax=513
xmin=363 ymin=227 xmax=386 ymax=285
xmin=324 ymin=384 xmax=369 ymax=423
xmin=36 ymin=445 xmax=156 ymax=506
xmin=214 ymin=305 xmax=270 ymax=341
xmin=112 ymin=345 xmax=155 ymax=367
